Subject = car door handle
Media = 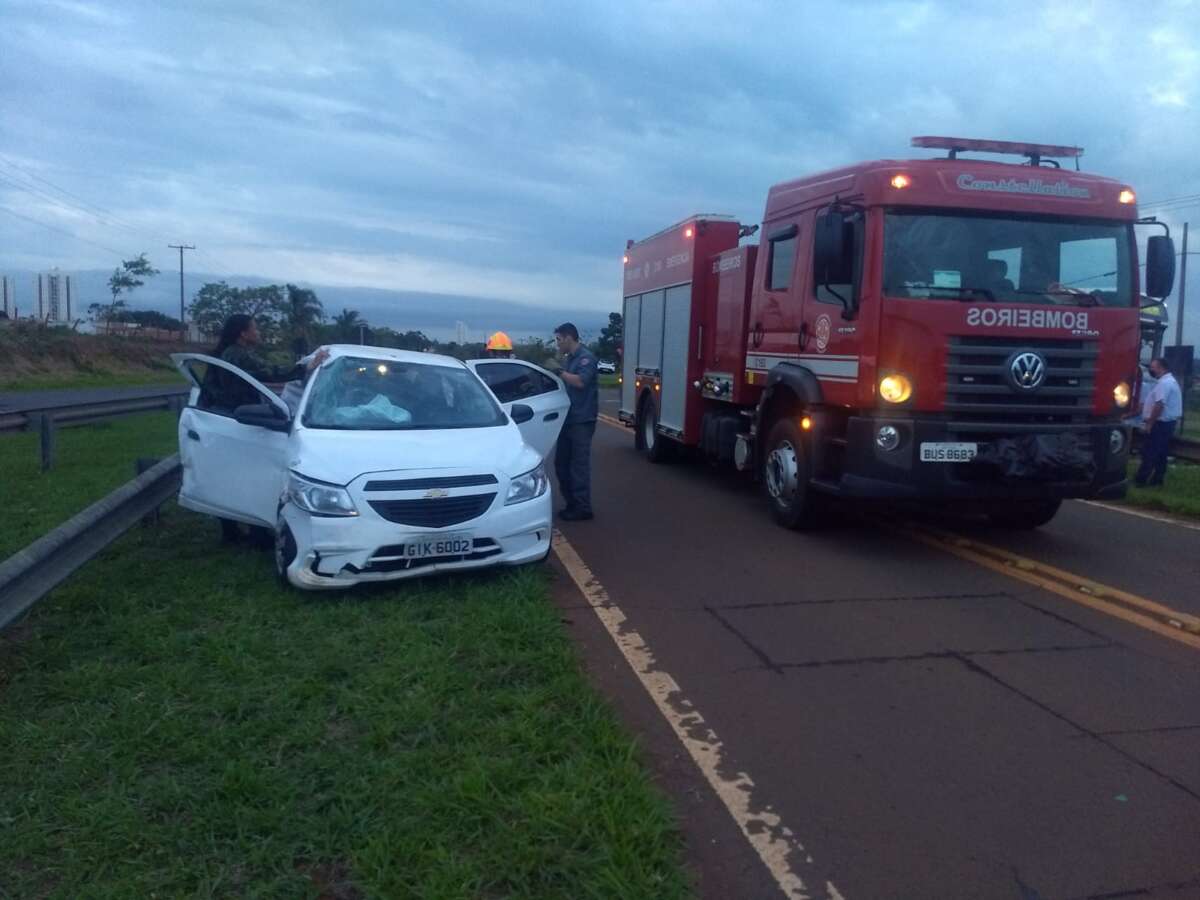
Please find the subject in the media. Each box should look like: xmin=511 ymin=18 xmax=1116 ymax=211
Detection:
xmin=543 ymin=412 xmax=559 ymax=421
xmin=187 ymin=429 xmax=200 ymax=441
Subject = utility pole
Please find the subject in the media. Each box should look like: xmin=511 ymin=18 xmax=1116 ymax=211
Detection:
xmin=168 ymin=243 xmax=195 ymax=336
xmin=1175 ymin=222 xmax=1188 ymax=349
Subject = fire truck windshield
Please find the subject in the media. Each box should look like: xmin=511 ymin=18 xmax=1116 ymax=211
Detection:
xmin=883 ymin=211 xmax=1133 ymax=308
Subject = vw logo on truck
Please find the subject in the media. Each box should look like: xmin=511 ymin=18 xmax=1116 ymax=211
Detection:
xmin=1007 ymin=351 xmax=1046 ymax=390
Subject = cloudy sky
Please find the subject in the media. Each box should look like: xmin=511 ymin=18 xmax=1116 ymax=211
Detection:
xmin=2 ymin=0 xmax=1199 ymax=335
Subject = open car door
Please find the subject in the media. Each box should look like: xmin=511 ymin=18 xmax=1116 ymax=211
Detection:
xmin=171 ymin=353 xmax=293 ymax=527
xmin=466 ymin=359 xmax=569 ymax=458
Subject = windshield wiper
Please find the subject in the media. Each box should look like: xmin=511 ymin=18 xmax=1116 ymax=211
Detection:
xmin=897 ymin=284 xmax=997 ymax=302
xmin=1011 ymin=289 xmax=1101 ymax=307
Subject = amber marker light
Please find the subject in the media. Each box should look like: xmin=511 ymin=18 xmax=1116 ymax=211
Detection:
xmin=890 ymin=174 xmax=911 ymax=189
xmin=1118 ymin=188 xmax=1136 ymax=205
xmin=800 ymin=416 xmax=812 ymax=431
xmin=622 ymin=254 xmax=629 ymax=264
xmin=684 ymin=226 xmax=694 ymax=238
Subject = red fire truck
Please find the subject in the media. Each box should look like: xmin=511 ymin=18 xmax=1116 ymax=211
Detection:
xmin=618 ymin=137 xmax=1177 ymax=529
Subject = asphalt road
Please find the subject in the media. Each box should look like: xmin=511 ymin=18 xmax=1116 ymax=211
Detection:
xmin=553 ymin=391 xmax=1200 ymax=899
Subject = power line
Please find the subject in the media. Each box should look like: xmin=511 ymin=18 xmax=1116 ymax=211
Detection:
xmin=0 ymin=203 xmax=127 ymax=257
xmin=168 ymin=243 xmax=195 ymax=326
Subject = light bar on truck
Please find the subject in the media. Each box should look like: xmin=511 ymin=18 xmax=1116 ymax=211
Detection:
xmin=1119 ymin=189 xmax=1136 ymax=204
xmin=912 ymin=136 xmax=1084 ymax=160
xmin=890 ymin=174 xmax=911 ymax=189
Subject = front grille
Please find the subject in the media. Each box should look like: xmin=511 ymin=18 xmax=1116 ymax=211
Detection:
xmin=945 ymin=336 xmax=1097 ymax=424
xmin=368 ymin=493 xmax=496 ymax=527
xmin=364 ymin=474 xmax=497 ymax=491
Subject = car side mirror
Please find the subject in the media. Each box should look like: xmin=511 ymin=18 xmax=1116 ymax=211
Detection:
xmin=233 ymin=402 xmax=291 ymax=432
xmin=510 ymin=403 xmax=534 ymax=424
xmin=1144 ymin=235 xmax=1176 ymax=299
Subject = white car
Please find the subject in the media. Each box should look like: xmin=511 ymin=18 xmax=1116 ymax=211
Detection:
xmin=596 ymin=360 xmax=617 ymax=374
xmin=172 ymin=346 xmax=569 ymax=590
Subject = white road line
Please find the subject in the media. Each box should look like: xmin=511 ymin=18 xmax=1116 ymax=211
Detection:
xmin=552 ymin=531 xmax=844 ymax=900
xmin=1077 ymin=500 xmax=1200 ymax=532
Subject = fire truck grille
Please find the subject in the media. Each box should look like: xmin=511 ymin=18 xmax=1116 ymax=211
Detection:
xmin=368 ymin=493 xmax=497 ymax=527
xmin=945 ymin=336 xmax=1097 ymax=424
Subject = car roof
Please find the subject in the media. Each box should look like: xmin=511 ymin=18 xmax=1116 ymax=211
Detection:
xmin=319 ymin=344 xmax=466 ymax=369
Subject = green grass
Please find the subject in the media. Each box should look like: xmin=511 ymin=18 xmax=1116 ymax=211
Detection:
xmin=0 ymin=508 xmax=689 ymax=899
xmin=1119 ymin=459 xmax=1200 ymax=520
xmin=598 ymin=373 xmax=619 ymax=389
xmin=0 ymin=370 xmax=187 ymax=392
xmin=0 ymin=413 xmax=180 ymax=560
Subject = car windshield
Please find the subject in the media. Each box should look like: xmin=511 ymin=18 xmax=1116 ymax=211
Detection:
xmin=302 ymin=356 xmax=506 ymax=430
xmin=883 ymin=211 xmax=1133 ymax=307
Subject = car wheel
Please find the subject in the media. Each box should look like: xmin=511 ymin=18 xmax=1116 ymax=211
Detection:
xmin=275 ymin=521 xmax=298 ymax=587
xmin=763 ymin=418 xmax=821 ymax=530
xmin=986 ymin=499 xmax=1062 ymax=529
xmin=636 ymin=395 xmax=674 ymax=463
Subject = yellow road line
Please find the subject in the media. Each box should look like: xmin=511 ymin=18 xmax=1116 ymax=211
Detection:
xmin=552 ymin=530 xmax=844 ymax=900
xmin=598 ymin=412 xmax=624 ymax=428
xmin=902 ymin=522 xmax=1200 ymax=651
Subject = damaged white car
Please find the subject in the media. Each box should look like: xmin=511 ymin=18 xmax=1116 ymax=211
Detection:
xmin=172 ymin=346 xmax=568 ymax=589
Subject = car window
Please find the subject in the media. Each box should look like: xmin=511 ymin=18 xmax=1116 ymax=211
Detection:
xmin=181 ymin=358 xmax=273 ymax=415
xmin=302 ymin=356 xmax=506 ymax=430
xmin=475 ymin=362 xmax=558 ymax=403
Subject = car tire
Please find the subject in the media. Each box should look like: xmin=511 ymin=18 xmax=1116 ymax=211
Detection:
xmin=762 ymin=418 xmax=821 ymax=530
xmin=985 ymin=499 xmax=1062 ymax=529
xmin=275 ymin=520 xmax=299 ymax=588
xmin=636 ymin=394 xmax=674 ymax=463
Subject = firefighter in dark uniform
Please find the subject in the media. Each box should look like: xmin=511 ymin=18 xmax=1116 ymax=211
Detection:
xmin=550 ymin=322 xmax=598 ymax=521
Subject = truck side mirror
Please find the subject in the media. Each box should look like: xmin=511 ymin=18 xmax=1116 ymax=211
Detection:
xmin=1144 ymin=235 xmax=1176 ymax=299
xmin=813 ymin=211 xmax=858 ymax=318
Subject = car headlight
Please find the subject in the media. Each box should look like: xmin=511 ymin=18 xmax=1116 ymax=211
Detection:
xmin=286 ymin=472 xmax=358 ymax=517
xmin=505 ymin=462 xmax=548 ymax=505
xmin=879 ymin=373 xmax=913 ymax=404
xmin=1113 ymin=382 xmax=1131 ymax=409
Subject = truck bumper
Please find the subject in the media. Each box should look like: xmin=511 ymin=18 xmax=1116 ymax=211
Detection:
xmin=829 ymin=416 xmax=1130 ymax=502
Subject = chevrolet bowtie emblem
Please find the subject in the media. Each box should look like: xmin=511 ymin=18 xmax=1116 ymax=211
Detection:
xmin=423 ymin=488 xmax=449 ymax=499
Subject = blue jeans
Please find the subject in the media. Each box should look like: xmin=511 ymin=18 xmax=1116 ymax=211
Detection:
xmin=1135 ymin=420 xmax=1176 ymax=485
xmin=555 ymin=421 xmax=596 ymax=513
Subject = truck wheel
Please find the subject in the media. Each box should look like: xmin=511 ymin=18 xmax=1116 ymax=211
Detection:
xmin=763 ymin=418 xmax=820 ymax=529
xmin=636 ymin=395 xmax=673 ymax=463
xmin=986 ymin=499 xmax=1062 ymax=529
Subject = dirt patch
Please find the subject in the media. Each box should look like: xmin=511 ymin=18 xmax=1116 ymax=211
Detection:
xmin=0 ymin=324 xmax=199 ymax=386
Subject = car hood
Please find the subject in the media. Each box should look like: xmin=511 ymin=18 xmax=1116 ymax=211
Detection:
xmin=289 ymin=422 xmax=539 ymax=486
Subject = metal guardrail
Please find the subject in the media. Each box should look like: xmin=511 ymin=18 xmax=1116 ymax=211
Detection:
xmin=0 ymin=390 xmax=189 ymax=470
xmin=1172 ymin=436 xmax=1200 ymax=464
xmin=0 ymin=455 xmax=181 ymax=630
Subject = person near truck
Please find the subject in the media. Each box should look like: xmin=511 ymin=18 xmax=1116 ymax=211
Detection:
xmin=550 ymin=322 xmax=598 ymax=521
xmin=1134 ymin=356 xmax=1183 ymax=488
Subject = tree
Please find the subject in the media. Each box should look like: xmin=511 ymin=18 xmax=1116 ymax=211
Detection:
xmin=594 ymin=312 xmax=622 ymax=361
xmin=283 ymin=284 xmax=324 ymax=340
xmin=106 ymin=253 xmax=159 ymax=321
xmin=188 ymin=282 xmax=287 ymax=343
xmin=332 ymin=308 xmax=365 ymax=342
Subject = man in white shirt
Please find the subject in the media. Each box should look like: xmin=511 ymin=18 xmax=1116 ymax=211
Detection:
xmin=1134 ymin=357 xmax=1184 ymax=487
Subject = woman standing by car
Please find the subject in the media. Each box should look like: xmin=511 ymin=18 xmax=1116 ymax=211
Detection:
xmin=204 ymin=315 xmax=327 ymax=543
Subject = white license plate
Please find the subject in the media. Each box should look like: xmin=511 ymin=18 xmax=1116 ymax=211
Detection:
xmin=402 ymin=533 xmax=473 ymax=559
xmin=920 ymin=442 xmax=978 ymax=463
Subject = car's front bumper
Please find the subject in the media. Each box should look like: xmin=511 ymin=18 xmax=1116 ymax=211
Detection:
xmin=279 ymin=490 xmax=552 ymax=590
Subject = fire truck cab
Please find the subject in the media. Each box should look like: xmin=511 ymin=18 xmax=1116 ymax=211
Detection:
xmin=619 ymin=137 xmax=1177 ymax=529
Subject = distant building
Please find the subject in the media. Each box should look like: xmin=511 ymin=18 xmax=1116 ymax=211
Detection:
xmin=35 ymin=271 xmax=72 ymax=322
xmin=455 ymin=320 xmax=468 ymax=344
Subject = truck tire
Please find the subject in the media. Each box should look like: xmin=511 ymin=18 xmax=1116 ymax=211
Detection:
xmin=985 ymin=499 xmax=1062 ymax=530
xmin=636 ymin=394 xmax=674 ymax=463
xmin=762 ymin=418 xmax=821 ymax=529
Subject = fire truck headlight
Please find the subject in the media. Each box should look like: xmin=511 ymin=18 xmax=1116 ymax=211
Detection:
xmin=879 ymin=374 xmax=913 ymax=404
xmin=875 ymin=425 xmax=901 ymax=451
xmin=1113 ymin=382 xmax=1131 ymax=408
